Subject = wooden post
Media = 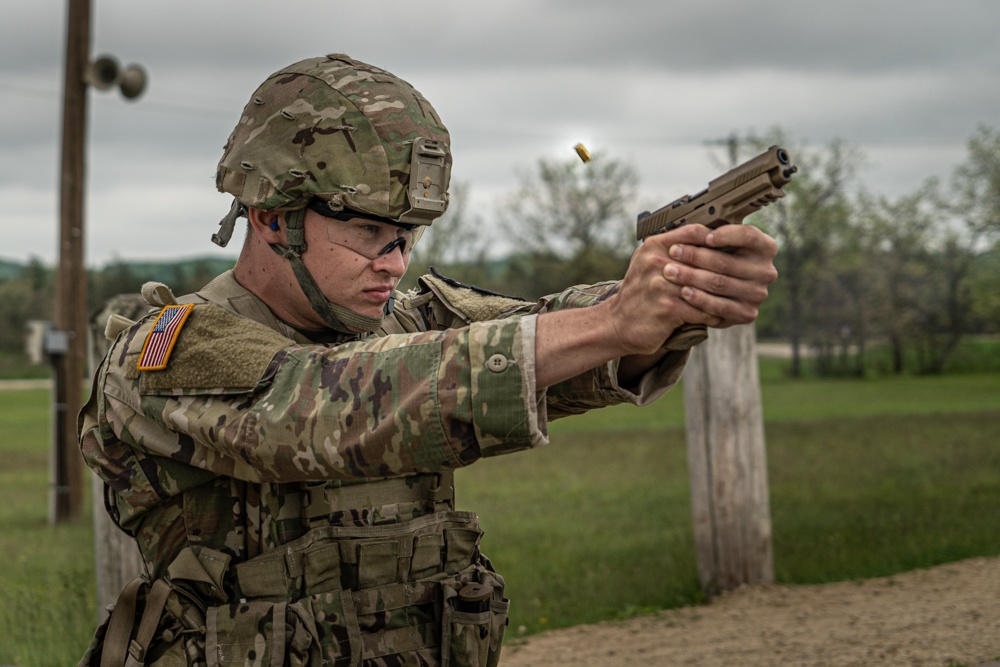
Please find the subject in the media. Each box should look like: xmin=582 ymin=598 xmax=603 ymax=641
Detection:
xmin=683 ymin=323 xmax=774 ymax=596
xmin=51 ymin=0 xmax=92 ymax=523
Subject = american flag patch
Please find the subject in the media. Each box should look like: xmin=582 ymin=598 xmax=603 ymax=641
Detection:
xmin=137 ymin=304 xmax=194 ymax=371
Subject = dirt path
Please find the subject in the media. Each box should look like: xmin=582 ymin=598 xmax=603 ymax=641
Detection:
xmin=501 ymin=556 xmax=1000 ymax=666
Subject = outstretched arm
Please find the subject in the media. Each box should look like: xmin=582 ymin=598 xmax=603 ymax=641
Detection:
xmin=534 ymin=223 xmax=778 ymax=389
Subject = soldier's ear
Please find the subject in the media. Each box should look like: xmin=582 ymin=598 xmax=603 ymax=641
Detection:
xmin=247 ymin=208 xmax=284 ymax=244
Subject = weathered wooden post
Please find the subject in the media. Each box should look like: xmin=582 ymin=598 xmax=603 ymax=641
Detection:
xmin=683 ymin=323 xmax=774 ymax=596
xmin=88 ymin=294 xmax=148 ymax=617
xmin=52 ymin=0 xmax=91 ymax=524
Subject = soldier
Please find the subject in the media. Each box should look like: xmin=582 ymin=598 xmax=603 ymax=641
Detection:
xmin=79 ymin=54 xmax=777 ymax=666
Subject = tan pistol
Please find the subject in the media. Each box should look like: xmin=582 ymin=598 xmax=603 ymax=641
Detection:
xmin=637 ymin=145 xmax=797 ymax=351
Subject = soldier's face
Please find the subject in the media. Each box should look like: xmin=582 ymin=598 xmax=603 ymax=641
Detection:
xmin=300 ymin=208 xmax=410 ymax=327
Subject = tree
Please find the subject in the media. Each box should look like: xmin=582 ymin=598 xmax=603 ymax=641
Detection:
xmin=752 ymin=133 xmax=862 ymax=377
xmin=499 ymin=153 xmax=639 ymax=298
xmin=844 ymin=127 xmax=1000 ymax=376
xmin=907 ymin=222 xmax=980 ymax=375
xmin=967 ymin=241 xmax=1000 ymax=334
xmin=905 ymin=125 xmax=1000 ymax=373
xmin=0 ymin=258 xmax=54 ymax=364
xmin=947 ymin=125 xmax=1000 ymax=339
xmin=853 ymin=187 xmax=936 ymax=374
xmin=952 ymin=125 xmax=1000 ymax=238
xmin=89 ymin=254 xmax=141 ymax=309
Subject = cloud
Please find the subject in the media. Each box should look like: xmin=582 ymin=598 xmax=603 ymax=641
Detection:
xmin=1 ymin=0 xmax=997 ymax=265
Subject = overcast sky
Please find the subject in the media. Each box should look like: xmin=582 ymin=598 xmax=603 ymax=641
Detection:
xmin=2 ymin=0 xmax=998 ymax=266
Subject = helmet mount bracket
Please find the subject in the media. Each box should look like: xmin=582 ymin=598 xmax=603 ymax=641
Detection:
xmin=403 ymin=137 xmax=450 ymax=224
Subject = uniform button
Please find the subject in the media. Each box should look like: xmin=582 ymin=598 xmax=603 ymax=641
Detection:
xmin=486 ymin=353 xmax=509 ymax=372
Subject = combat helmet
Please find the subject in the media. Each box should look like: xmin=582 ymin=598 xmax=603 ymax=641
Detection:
xmin=212 ymin=53 xmax=452 ymax=333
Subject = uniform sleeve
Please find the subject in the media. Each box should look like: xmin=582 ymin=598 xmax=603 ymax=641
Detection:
xmin=390 ymin=274 xmax=688 ymax=420
xmin=511 ymin=281 xmax=689 ymax=418
xmin=88 ymin=303 xmax=548 ymax=490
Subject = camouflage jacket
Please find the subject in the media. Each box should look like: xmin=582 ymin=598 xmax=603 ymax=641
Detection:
xmin=79 ymin=270 xmax=687 ymax=579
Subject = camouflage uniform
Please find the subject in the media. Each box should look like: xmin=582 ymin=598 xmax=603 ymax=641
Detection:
xmin=78 ymin=269 xmax=685 ymax=666
xmin=77 ymin=53 xmax=688 ymax=667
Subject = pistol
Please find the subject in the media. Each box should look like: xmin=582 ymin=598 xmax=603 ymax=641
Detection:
xmin=637 ymin=145 xmax=797 ymax=350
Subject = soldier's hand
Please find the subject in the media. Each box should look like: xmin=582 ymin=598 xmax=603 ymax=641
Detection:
xmin=662 ymin=223 xmax=778 ymax=329
xmin=606 ymin=224 xmax=778 ymax=356
xmin=605 ymin=225 xmax=719 ymax=355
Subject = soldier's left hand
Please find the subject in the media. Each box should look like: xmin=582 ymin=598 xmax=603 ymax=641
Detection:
xmin=661 ymin=224 xmax=778 ymax=329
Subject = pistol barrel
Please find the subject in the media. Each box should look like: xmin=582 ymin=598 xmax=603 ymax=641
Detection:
xmin=637 ymin=145 xmax=796 ymax=240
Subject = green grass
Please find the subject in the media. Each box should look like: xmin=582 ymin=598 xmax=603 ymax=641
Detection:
xmin=0 ymin=388 xmax=96 ymax=666
xmin=2 ymin=372 xmax=999 ymax=663
xmin=552 ymin=359 xmax=1000 ymax=432
xmin=768 ymin=412 xmax=1000 ymax=583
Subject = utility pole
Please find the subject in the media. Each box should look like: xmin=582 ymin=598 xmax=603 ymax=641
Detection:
xmin=51 ymin=0 xmax=93 ymax=523
xmin=51 ymin=0 xmax=147 ymax=523
xmin=682 ymin=133 xmax=775 ymax=596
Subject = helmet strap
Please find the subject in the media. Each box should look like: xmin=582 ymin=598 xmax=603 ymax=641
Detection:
xmin=268 ymin=208 xmax=386 ymax=334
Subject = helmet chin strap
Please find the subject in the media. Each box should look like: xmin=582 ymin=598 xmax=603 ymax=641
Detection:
xmin=269 ymin=208 xmax=387 ymax=334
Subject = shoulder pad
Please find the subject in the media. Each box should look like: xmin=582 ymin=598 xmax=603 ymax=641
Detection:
xmin=426 ymin=267 xmax=525 ymax=300
xmin=131 ymin=303 xmax=293 ymax=394
xmin=418 ymin=269 xmax=530 ymax=323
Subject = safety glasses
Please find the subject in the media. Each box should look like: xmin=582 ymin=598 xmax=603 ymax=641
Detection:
xmin=308 ymin=201 xmax=416 ymax=260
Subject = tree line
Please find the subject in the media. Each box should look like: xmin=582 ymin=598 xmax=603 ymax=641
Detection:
xmin=2 ymin=126 xmax=996 ymax=378
xmin=743 ymin=126 xmax=998 ymax=377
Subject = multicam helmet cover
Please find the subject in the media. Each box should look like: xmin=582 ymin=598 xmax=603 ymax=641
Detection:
xmin=216 ymin=53 xmax=451 ymax=224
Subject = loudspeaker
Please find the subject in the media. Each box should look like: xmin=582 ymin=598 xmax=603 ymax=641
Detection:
xmin=119 ymin=64 xmax=147 ymax=99
xmin=85 ymin=54 xmax=148 ymax=100
xmin=85 ymin=54 xmax=121 ymax=90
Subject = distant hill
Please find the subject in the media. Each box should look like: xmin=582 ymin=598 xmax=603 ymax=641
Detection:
xmin=0 ymin=258 xmax=23 ymax=281
xmin=118 ymin=257 xmax=237 ymax=283
xmin=0 ymin=256 xmax=237 ymax=288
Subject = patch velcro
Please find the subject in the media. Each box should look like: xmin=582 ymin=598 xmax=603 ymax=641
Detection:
xmin=139 ymin=304 xmax=293 ymax=393
xmin=137 ymin=304 xmax=194 ymax=371
xmin=420 ymin=272 xmax=529 ymax=323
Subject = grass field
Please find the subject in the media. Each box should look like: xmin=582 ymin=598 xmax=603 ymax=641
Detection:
xmin=0 ymin=388 xmax=96 ymax=666
xmin=1 ymin=365 xmax=998 ymax=665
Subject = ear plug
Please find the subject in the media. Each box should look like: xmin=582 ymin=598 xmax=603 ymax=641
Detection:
xmin=270 ymin=221 xmax=280 ymax=231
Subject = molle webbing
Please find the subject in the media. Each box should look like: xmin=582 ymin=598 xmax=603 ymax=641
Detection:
xmin=300 ymin=472 xmax=454 ymax=528
xmin=233 ymin=510 xmax=481 ymax=600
